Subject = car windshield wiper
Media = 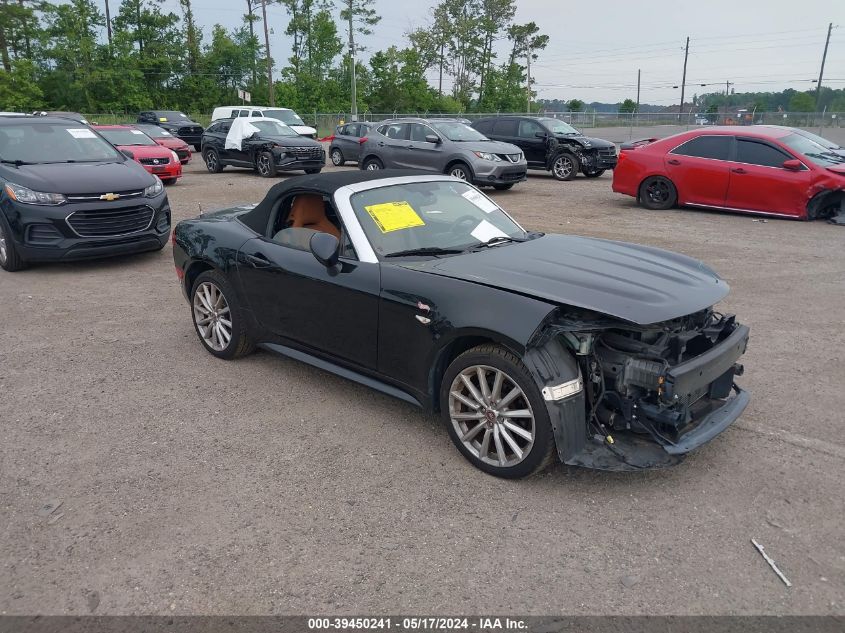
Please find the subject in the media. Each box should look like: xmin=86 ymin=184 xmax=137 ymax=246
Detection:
xmin=385 ymin=247 xmax=465 ymax=258
xmin=469 ymin=236 xmax=526 ymax=250
xmin=0 ymin=158 xmax=36 ymax=165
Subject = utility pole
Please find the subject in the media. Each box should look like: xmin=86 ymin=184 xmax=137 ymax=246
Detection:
xmin=526 ymin=42 xmax=531 ymax=114
xmin=724 ymin=80 xmax=733 ymax=124
xmin=815 ymin=22 xmax=833 ymax=111
xmin=104 ymin=0 xmax=113 ymax=48
xmin=679 ymin=36 xmax=689 ymax=120
xmin=636 ymin=68 xmax=641 ymax=112
xmin=260 ymin=0 xmax=274 ymax=106
xmin=347 ymin=1 xmax=357 ymax=121
xmin=438 ymin=41 xmax=444 ymax=97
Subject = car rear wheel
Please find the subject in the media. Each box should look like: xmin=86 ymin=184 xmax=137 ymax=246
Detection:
xmin=191 ymin=270 xmax=254 ymax=360
xmin=204 ymin=149 xmax=224 ymax=173
xmin=256 ymin=151 xmax=277 ymax=178
xmin=447 ymin=162 xmax=472 ymax=181
xmin=583 ymin=169 xmax=605 ymax=178
xmin=0 ymin=217 xmax=26 ymax=272
xmin=330 ymin=148 xmax=345 ymax=166
xmin=551 ymin=153 xmax=579 ymax=181
xmin=639 ymin=176 xmax=678 ymax=210
xmin=441 ymin=344 xmax=557 ymax=479
xmin=362 ymin=157 xmax=383 ymax=171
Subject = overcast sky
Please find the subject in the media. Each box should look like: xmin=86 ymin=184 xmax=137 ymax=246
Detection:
xmin=145 ymin=0 xmax=844 ymax=106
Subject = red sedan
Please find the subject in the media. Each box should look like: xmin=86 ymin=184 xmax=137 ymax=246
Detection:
xmin=94 ymin=125 xmax=182 ymax=185
xmin=132 ymin=123 xmax=192 ymax=164
xmin=612 ymin=126 xmax=845 ymax=221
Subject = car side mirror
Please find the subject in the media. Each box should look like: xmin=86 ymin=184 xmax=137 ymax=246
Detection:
xmin=535 ymin=131 xmax=547 ymax=138
xmin=782 ymin=159 xmax=803 ymax=171
xmin=310 ymin=232 xmax=340 ymax=269
xmin=425 ymin=134 xmax=441 ymax=144
xmin=121 ymin=149 xmax=135 ymax=159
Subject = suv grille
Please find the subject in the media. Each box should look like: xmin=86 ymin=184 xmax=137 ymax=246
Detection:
xmin=598 ymin=147 xmax=617 ymax=158
xmin=67 ymin=205 xmax=155 ymax=237
xmin=178 ymin=126 xmax=203 ymax=135
xmin=501 ymin=153 xmax=522 ymax=163
xmin=139 ymin=157 xmax=170 ymax=166
xmin=288 ymin=146 xmax=323 ymax=159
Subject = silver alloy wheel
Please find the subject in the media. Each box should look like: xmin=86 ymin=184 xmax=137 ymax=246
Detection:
xmin=257 ymin=153 xmax=271 ymax=176
xmin=206 ymin=151 xmax=217 ymax=171
xmin=331 ymin=149 xmax=343 ymax=165
xmin=553 ymin=155 xmax=574 ymax=179
xmin=448 ymin=365 xmax=535 ymax=467
xmin=450 ymin=166 xmax=469 ymax=180
xmin=365 ymin=160 xmax=381 ymax=170
xmin=193 ymin=281 xmax=233 ymax=352
xmin=0 ymin=222 xmax=7 ymax=265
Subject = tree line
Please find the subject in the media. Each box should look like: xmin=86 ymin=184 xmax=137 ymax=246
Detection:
xmin=0 ymin=0 xmax=550 ymax=115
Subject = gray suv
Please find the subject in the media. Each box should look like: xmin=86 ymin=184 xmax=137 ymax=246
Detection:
xmin=358 ymin=118 xmax=527 ymax=190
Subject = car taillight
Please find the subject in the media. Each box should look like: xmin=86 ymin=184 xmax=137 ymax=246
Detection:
xmin=359 ymin=137 xmax=368 ymax=145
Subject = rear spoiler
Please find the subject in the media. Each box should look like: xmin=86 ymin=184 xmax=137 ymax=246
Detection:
xmin=620 ymin=137 xmax=659 ymax=151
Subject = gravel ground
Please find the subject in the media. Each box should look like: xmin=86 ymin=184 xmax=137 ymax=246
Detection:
xmin=1 ymin=156 xmax=844 ymax=616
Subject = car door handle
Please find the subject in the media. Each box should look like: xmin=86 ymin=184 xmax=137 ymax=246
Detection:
xmin=731 ymin=167 xmax=748 ymax=174
xmin=244 ymin=253 xmax=271 ymax=268
xmin=667 ymin=159 xmax=681 ymax=165
xmin=377 ymin=142 xmax=385 ymax=147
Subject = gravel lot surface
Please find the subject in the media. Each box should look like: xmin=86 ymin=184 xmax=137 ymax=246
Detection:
xmin=2 ymin=156 xmax=844 ymax=616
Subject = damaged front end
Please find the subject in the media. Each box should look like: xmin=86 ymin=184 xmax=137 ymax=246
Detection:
xmin=527 ymin=308 xmax=750 ymax=471
xmin=808 ymin=188 xmax=845 ymax=225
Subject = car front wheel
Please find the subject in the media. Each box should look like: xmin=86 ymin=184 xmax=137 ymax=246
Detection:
xmin=441 ymin=344 xmax=557 ymax=479
xmin=551 ymin=153 xmax=579 ymax=181
xmin=256 ymin=151 xmax=277 ymax=178
xmin=0 ymin=217 xmax=26 ymax=272
xmin=583 ymin=168 xmax=605 ymax=178
xmin=191 ymin=270 xmax=255 ymax=360
xmin=204 ymin=149 xmax=224 ymax=173
xmin=447 ymin=162 xmax=472 ymax=181
xmin=330 ymin=148 xmax=345 ymax=166
xmin=639 ymin=176 xmax=678 ymax=210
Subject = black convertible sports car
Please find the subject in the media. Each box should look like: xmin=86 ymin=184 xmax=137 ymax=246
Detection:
xmin=173 ymin=170 xmax=750 ymax=478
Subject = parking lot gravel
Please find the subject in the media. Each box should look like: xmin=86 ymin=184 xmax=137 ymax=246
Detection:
xmin=1 ymin=157 xmax=844 ymax=615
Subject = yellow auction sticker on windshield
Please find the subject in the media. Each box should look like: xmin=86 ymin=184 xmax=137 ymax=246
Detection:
xmin=365 ymin=201 xmax=425 ymax=233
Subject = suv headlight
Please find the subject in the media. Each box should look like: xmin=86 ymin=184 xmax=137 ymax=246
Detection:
xmin=473 ymin=151 xmax=502 ymax=162
xmin=4 ymin=182 xmax=67 ymax=205
xmin=144 ymin=176 xmax=164 ymax=197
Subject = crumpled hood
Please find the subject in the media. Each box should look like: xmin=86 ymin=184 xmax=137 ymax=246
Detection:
xmin=1 ymin=160 xmax=154 ymax=194
xmin=555 ymin=134 xmax=615 ymax=149
xmin=399 ymin=234 xmax=728 ymax=325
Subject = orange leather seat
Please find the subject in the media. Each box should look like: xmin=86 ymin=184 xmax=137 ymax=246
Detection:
xmin=287 ymin=194 xmax=340 ymax=238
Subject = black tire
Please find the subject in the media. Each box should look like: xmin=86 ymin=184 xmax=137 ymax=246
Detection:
xmin=551 ymin=153 xmax=579 ymax=181
xmin=446 ymin=161 xmax=472 ymax=182
xmin=190 ymin=270 xmax=255 ymax=360
xmin=330 ymin=147 xmax=345 ymax=166
xmin=256 ymin=150 xmax=277 ymax=178
xmin=440 ymin=344 xmax=557 ymax=479
xmin=638 ymin=176 xmax=678 ymax=210
xmin=204 ymin=148 xmax=224 ymax=173
xmin=304 ymin=168 xmax=322 ymax=174
xmin=362 ymin=156 xmax=383 ymax=171
xmin=162 ymin=178 xmax=177 ymax=185
xmin=493 ymin=183 xmax=514 ymax=191
xmin=193 ymin=143 xmax=202 ymax=152
xmin=0 ymin=215 xmax=27 ymax=272
xmin=583 ymin=169 xmax=605 ymax=178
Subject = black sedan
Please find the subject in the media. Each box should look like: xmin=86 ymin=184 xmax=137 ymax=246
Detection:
xmin=0 ymin=116 xmax=171 ymax=272
xmin=172 ymin=171 xmax=750 ymax=478
xmin=201 ymin=117 xmax=325 ymax=177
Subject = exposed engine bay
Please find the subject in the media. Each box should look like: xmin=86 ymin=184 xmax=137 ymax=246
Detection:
xmin=550 ymin=307 xmax=749 ymax=451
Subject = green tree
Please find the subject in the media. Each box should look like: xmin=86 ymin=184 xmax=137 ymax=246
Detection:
xmin=0 ymin=58 xmax=43 ymax=109
xmin=619 ymin=98 xmax=636 ymax=113
xmin=788 ymin=91 xmax=815 ymax=112
xmin=567 ymin=98 xmax=584 ymax=112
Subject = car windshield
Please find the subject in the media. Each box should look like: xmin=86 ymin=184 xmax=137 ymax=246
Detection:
xmin=795 ymin=129 xmax=839 ymax=150
xmin=137 ymin=125 xmax=171 ymax=138
xmin=348 ymin=180 xmax=527 ymax=258
xmin=780 ymin=133 xmax=845 ymax=166
xmin=430 ymin=121 xmax=489 ymax=142
xmin=0 ymin=122 xmax=122 ymax=163
xmin=252 ymin=119 xmax=298 ymax=136
xmin=98 ymin=128 xmax=157 ymax=146
xmin=156 ymin=111 xmax=190 ymax=122
xmin=263 ymin=109 xmax=305 ymax=126
xmin=540 ymin=118 xmax=580 ymax=135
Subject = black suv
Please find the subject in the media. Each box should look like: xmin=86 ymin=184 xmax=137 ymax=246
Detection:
xmin=472 ymin=116 xmax=617 ymax=180
xmin=0 ymin=116 xmax=170 ymax=271
xmin=201 ymin=118 xmax=325 ymax=177
xmin=137 ymin=110 xmax=204 ymax=151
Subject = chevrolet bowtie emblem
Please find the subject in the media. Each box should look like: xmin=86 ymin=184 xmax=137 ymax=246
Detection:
xmin=100 ymin=193 xmax=120 ymax=201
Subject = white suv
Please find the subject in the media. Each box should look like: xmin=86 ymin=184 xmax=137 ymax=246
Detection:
xmin=210 ymin=106 xmax=316 ymax=138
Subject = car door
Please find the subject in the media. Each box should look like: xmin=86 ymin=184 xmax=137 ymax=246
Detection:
xmin=376 ymin=123 xmax=410 ymax=168
xmin=664 ymin=135 xmax=733 ymax=208
xmin=516 ymin=119 xmax=548 ymax=165
xmin=336 ymin=124 xmax=357 ymax=159
xmin=724 ymin=137 xmax=815 ymax=217
xmin=491 ymin=119 xmax=534 ymax=164
xmin=398 ymin=123 xmax=442 ymax=171
xmin=236 ymin=199 xmax=380 ymax=369
xmin=214 ymin=120 xmax=233 ymax=161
